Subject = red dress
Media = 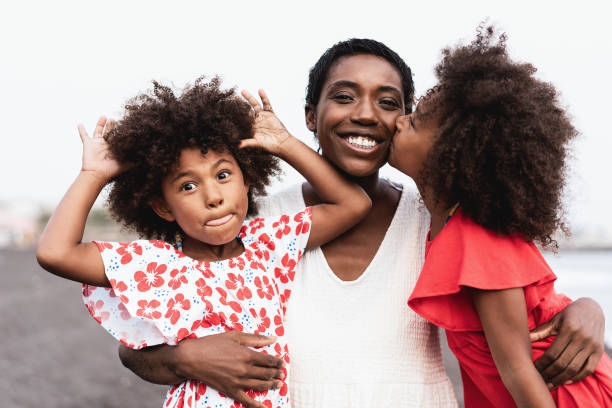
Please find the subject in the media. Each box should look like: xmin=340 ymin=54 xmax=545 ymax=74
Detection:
xmin=408 ymin=209 xmax=612 ymax=407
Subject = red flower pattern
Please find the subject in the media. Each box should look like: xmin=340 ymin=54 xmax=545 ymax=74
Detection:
xmin=85 ymin=207 xmax=312 ymax=408
xmin=134 ymin=262 xmax=166 ymax=292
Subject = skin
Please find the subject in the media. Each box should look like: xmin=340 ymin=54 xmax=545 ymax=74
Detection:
xmin=389 ymin=102 xmax=589 ymax=406
xmin=118 ymin=55 xmax=605 ymax=408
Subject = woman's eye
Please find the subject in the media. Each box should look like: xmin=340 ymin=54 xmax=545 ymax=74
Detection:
xmin=217 ymin=171 xmax=230 ymax=181
xmin=333 ymin=94 xmax=353 ymax=103
xmin=380 ymin=99 xmax=400 ymax=109
xmin=181 ymin=182 xmax=196 ymax=191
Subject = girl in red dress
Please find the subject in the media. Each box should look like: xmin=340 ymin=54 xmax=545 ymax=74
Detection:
xmin=388 ymin=26 xmax=612 ymax=407
xmin=36 ymin=78 xmax=371 ymax=408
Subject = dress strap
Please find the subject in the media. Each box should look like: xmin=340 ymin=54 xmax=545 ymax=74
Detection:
xmin=444 ymin=203 xmax=460 ymax=225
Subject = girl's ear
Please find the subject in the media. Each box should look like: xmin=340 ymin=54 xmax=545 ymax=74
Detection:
xmin=151 ymin=198 xmax=175 ymax=222
xmin=305 ymin=105 xmax=317 ymax=133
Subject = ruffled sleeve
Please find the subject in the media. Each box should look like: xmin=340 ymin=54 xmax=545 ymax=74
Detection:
xmin=83 ymin=240 xmax=180 ymax=349
xmin=408 ymin=210 xmax=558 ymax=331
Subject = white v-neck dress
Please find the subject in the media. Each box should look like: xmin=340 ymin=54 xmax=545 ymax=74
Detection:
xmin=256 ymin=184 xmax=458 ymax=407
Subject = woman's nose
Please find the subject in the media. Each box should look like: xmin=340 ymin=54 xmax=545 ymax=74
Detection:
xmin=351 ymin=100 xmax=377 ymax=125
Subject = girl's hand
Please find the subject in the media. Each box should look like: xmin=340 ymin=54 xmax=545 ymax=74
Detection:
xmin=239 ymin=90 xmax=291 ymax=155
xmin=78 ymin=116 xmax=125 ymax=182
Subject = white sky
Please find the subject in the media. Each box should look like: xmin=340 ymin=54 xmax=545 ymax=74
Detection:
xmin=1 ymin=0 xmax=610 ymax=236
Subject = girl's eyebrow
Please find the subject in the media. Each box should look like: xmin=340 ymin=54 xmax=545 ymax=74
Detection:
xmin=170 ymin=159 xmax=233 ymax=182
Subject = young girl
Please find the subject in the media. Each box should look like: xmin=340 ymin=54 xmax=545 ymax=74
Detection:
xmin=388 ymin=27 xmax=612 ymax=407
xmin=36 ymin=78 xmax=371 ymax=408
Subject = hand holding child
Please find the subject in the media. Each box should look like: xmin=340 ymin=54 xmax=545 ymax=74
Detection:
xmin=239 ymin=90 xmax=291 ymax=155
xmin=78 ymin=116 xmax=125 ymax=182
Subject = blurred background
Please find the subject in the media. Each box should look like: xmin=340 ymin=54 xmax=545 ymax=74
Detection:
xmin=1 ymin=0 xmax=610 ymax=406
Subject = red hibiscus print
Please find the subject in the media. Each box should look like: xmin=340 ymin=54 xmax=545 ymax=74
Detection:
xmin=86 ymin=299 xmax=110 ymax=323
xmin=150 ymin=240 xmax=171 ymax=250
xmin=273 ymin=214 xmax=291 ymax=239
xmin=82 ymin=285 xmax=95 ymax=298
xmin=216 ymin=287 xmax=242 ymax=313
xmin=273 ymin=313 xmax=284 ymax=336
xmin=225 ymin=273 xmax=252 ymax=300
xmin=249 ymin=307 xmax=271 ymax=334
xmin=97 ymin=242 xmax=113 ymax=252
xmin=116 ymin=242 xmax=143 ymax=264
xmin=249 ymin=233 xmax=275 ymax=261
xmin=274 ymin=253 xmax=296 ymax=284
xmin=279 ymin=289 xmax=292 ymax=314
xmin=166 ymin=294 xmax=191 ymax=325
xmin=228 ymin=256 xmax=245 ymax=271
xmin=168 ymin=266 xmax=188 ymax=290
xmin=274 ymin=343 xmax=290 ymax=364
xmin=238 ymin=225 xmax=248 ymax=239
xmin=195 ymin=261 xmax=215 ymax=278
xmin=192 ymin=302 xmax=221 ymax=330
xmin=117 ymin=302 xmax=131 ymax=320
xmin=134 ymin=262 xmax=166 ymax=292
xmin=220 ymin=312 xmax=243 ymax=332
xmin=249 ymin=217 xmax=265 ymax=234
xmin=254 ymin=276 xmax=274 ymax=300
xmin=294 ymin=208 xmax=312 ymax=235
xmin=135 ymin=299 xmax=162 ymax=319
xmin=109 ymin=279 xmax=129 ymax=304
xmin=195 ymin=278 xmax=212 ymax=302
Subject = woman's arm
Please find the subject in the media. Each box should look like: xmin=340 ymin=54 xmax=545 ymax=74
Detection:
xmin=530 ymin=297 xmax=605 ymax=386
xmin=119 ymin=331 xmax=285 ymax=408
xmin=240 ymin=90 xmax=371 ymax=249
xmin=472 ymin=287 xmax=556 ymax=408
xmin=37 ymin=117 xmax=122 ymax=286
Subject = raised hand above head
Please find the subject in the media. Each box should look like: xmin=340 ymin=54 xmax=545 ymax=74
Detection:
xmin=78 ymin=116 xmax=126 ymax=182
xmin=239 ymin=90 xmax=291 ymax=154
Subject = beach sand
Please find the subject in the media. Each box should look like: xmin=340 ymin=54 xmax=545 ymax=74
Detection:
xmin=1 ymin=248 xmax=609 ymax=407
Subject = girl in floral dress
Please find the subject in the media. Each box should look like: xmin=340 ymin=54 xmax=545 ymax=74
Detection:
xmin=36 ymin=78 xmax=371 ymax=408
xmin=388 ymin=27 xmax=612 ymax=407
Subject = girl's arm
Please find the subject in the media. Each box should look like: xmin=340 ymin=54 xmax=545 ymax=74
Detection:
xmin=240 ymin=90 xmax=371 ymax=249
xmin=472 ymin=287 xmax=556 ymax=408
xmin=36 ymin=117 xmax=123 ymax=287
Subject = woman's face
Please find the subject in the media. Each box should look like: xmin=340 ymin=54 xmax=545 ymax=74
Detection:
xmin=306 ymin=54 xmax=405 ymax=177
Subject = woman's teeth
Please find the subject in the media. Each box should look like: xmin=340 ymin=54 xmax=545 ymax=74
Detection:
xmin=346 ymin=136 xmax=377 ymax=149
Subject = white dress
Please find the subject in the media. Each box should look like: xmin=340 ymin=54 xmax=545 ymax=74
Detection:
xmin=256 ymin=184 xmax=458 ymax=407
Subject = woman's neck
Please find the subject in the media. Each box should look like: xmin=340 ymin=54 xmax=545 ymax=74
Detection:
xmin=182 ymin=236 xmax=244 ymax=262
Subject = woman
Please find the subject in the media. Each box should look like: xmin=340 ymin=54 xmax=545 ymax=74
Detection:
xmin=118 ymin=39 xmax=606 ymax=408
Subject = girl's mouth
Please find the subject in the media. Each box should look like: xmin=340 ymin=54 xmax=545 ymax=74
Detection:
xmin=205 ymin=214 xmax=234 ymax=226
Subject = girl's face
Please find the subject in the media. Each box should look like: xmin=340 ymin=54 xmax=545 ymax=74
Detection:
xmin=153 ymin=147 xmax=250 ymax=247
xmin=388 ymin=105 xmax=440 ymax=183
xmin=306 ymin=54 xmax=405 ymax=177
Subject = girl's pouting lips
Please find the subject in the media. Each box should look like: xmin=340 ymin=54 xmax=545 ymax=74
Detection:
xmin=205 ymin=213 xmax=234 ymax=226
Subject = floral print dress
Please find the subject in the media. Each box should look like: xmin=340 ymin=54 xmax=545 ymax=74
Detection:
xmin=83 ymin=208 xmax=312 ymax=408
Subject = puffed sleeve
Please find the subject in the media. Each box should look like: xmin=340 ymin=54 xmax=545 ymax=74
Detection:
xmin=408 ymin=210 xmax=559 ymax=331
xmin=82 ymin=240 xmax=180 ymax=349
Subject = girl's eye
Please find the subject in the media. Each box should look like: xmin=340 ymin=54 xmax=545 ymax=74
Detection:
xmin=217 ymin=171 xmax=230 ymax=181
xmin=181 ymin=182 xmax=196 ymax=191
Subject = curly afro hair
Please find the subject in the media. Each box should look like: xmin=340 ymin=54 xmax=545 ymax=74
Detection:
xmin=105 ymin=77 xmax=280 ymax=242
xmin=420 ymin=25 xmax=578 ymax=248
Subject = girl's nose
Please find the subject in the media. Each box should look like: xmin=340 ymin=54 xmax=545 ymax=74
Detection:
xmin=205 ymin=185 xmax=224 ymax=208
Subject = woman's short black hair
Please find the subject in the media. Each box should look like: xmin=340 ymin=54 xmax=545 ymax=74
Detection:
xmin=305 ymin=38 xmax=414 ymax=112
xmin=105 ymin=77 xmax=280 ymax=242
xmin=421 ymin=25 xmax=578 ymax=248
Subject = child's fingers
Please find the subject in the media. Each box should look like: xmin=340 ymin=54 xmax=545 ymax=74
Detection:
xmin=103 ymin=118 xmax=116 ymax=138
xmin=93 ymin=116 xmax=107 ymax=138
xmin=241 ymin=90 xmax=263 ymax=113
xmin=239 ymin=139 xmax=260 ymax=149
xmin=258 ymin=89 xmax=273 ymax=111
xmin=77 ymin=124 xmax=89 ymax=142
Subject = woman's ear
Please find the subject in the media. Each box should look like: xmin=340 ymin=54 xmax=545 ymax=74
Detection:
xmin=151 ymin=198 xmax=175 ymax=222
xmin=305 ymin=105 xmax=317 ymax=133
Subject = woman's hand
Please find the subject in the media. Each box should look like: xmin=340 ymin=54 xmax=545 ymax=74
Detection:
xmin=78 ymin=116 xmax=125 ymax=182
xmin=239 ymin=90 xmax=291 ymax=155
xmin=530 ymin=297 xmax=605 ymax=387
xmin=120 ymin=331 xmax=285 ymax=408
